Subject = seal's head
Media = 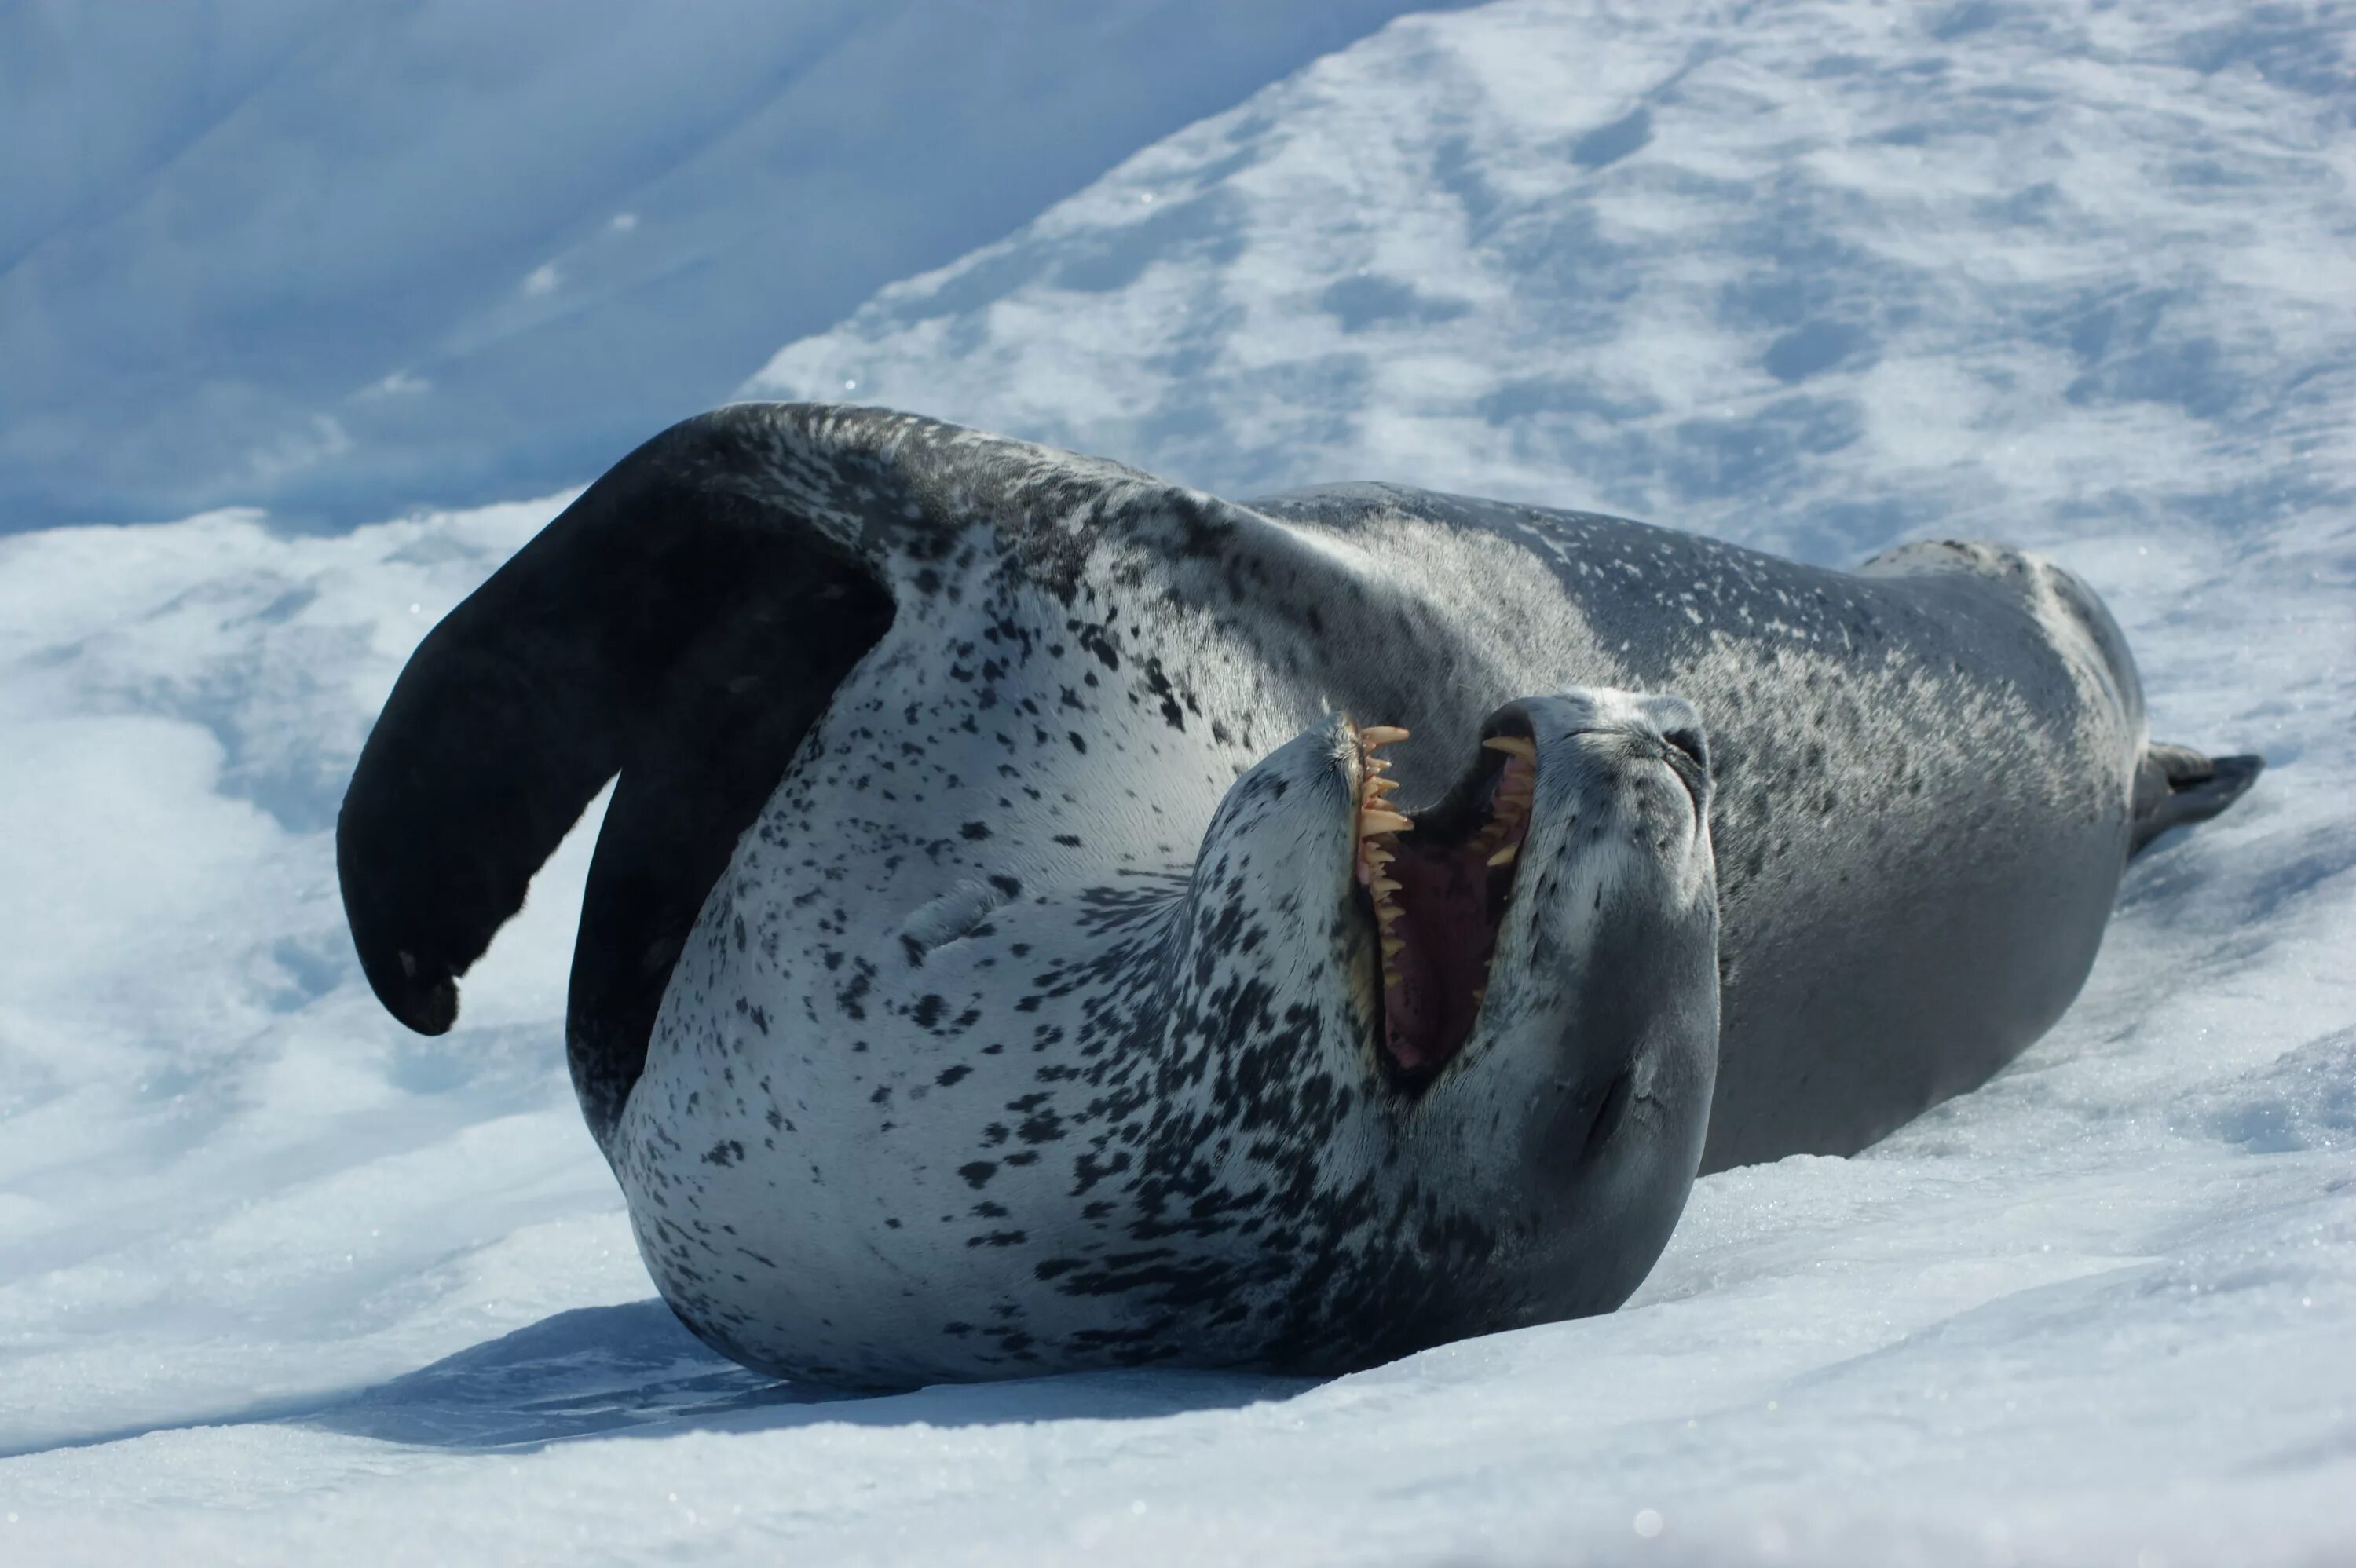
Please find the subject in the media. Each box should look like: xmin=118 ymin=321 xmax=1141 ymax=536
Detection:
xmin=1167 ymin=688 xmax=1721 ymax=1358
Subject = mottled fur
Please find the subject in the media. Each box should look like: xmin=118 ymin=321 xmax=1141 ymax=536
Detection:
xmin=340 ymin=404 xmax=2256 ymax=1386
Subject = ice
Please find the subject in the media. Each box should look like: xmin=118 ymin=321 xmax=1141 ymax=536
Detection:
xmin=2 ymin=0 xmax=2353 ymax=1563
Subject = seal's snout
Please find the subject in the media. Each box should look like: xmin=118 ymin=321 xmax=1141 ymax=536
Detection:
xmin=1490 ymin=691 xmax=1711 ymax=808
xmin=1338 ymin=692 xmax=1718 ymax=1096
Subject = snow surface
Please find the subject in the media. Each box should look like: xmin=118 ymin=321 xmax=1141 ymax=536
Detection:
xmin=0 ymin=0 xmax=1451 ymax=530
xmin=3 ymin=1 xmax=2354 ymax=1563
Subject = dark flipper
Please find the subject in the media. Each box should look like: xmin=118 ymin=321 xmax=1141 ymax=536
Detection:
xmin=2129 ymin=743 xmax=2264 ymax=858
xmin=337 ymin=409 xmax=894 ymax=1139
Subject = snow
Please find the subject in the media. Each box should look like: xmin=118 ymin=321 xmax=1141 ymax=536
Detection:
xmin=2 ymin=0 xmax=2353 ymax=1563
xmin=0 ymin=0 xmax=1451 ymax=530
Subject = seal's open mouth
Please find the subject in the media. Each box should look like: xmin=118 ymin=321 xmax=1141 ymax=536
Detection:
xmin=1352 ymin=722 xmax=1538 ymax=1091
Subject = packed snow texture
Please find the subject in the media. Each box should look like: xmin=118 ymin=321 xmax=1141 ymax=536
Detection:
xmin=0 ymin=0 xmax=1451 ymax=530
xmin=3 ymin=1 xmax=2354 ymax=1563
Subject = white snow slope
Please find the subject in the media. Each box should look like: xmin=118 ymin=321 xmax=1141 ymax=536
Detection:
xmin=3 ymin=2 xmax=2354 ymax=1563
xmin=0 ymin=0 xmax=1451 ymax=529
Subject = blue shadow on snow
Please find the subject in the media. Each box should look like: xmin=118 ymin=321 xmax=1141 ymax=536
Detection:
xmin=294 ymin=1300 xmax=1308 ymax=1452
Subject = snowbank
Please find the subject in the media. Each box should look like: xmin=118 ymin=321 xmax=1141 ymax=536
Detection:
xmin=2 ymin=1 xmax=2351 ymax=1562
xmin=0 ymin=0 xmax=1449 ymax=529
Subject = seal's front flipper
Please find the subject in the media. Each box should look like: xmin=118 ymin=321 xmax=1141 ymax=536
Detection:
xmin=336 ymin=408 xmax=894 ymax=1062
xmin=2129 ymin=743 xmax=2263 ymax=857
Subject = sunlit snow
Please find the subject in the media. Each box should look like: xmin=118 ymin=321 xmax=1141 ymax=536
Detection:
xmin=2 ymin=1 xmax=2352 ymax=1563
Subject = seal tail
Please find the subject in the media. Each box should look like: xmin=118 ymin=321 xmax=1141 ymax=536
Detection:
xmin=2129 ymin=743 xmax=2263 ymax=858
xmin=337 ymin=408 xmax=894 ymax=1091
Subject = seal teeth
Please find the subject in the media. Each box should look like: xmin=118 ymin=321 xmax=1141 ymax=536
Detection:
xmin=1482 ymin=735 xmax=1538 ymax=762
xmin=1486 ymin=843 xmax=1519 ymax=868
xmin=1354 ymin=722 xmax=1414 ymax=846
xmin=1351 ymin=721 xmax=1421 ymax=1026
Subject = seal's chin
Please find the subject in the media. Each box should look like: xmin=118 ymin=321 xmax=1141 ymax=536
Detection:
xmin=1350 ymin=722 xmax=1539 ymax=1091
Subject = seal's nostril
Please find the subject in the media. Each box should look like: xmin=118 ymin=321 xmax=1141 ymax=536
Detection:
xmin=1583 ymin=1067 xmax=1635 ymax=1157
xmin=1662 ymin=727 xmax=1707 ymax=771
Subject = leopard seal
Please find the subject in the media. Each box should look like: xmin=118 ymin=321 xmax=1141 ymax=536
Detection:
xmin=338 ymin=402 xmax=2259 ymax=1385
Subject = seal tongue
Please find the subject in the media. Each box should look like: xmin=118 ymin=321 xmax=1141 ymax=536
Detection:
xmin=1355 ymin=727 xmax=1535 ymax=1087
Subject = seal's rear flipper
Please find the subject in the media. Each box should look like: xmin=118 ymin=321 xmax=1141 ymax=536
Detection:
xmin=2129 ymin=743 xmax=2263 ymax=858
